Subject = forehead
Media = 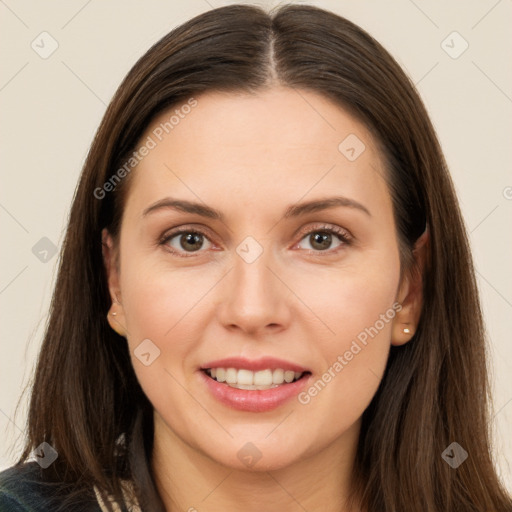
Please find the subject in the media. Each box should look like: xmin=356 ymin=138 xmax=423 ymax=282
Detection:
xmin=123 ymin=87 xmax=389 ymax=219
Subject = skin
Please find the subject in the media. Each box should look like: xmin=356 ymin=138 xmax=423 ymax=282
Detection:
xmin=103 ymin=87 xmax=427 ymax=512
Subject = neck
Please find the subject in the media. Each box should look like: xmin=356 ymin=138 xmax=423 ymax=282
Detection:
xmin=151 ymin=413 xmax=362 ymax=512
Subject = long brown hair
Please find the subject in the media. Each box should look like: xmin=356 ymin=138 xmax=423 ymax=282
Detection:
xmin=12 ymin=4 xmax=511 ymax=511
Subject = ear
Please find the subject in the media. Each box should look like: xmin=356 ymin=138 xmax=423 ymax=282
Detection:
xmin=102 ymin=228 xmax=127 ymax=338
xmin=391 ymin=227 xmax=429 ymax=346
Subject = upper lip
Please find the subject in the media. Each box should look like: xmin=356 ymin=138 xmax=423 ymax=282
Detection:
xmin=200 ymin=357 xmax=310 ymax=373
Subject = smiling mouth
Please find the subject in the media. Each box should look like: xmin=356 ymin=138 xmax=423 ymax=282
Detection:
xmin=202 ymin=367 xmax=311 ymax=390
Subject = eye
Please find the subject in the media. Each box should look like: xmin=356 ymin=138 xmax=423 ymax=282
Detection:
xmin=160 ymin=223 xmax=352 ymax=258
xmin=295 ymin=225 xmax=352 ymax=254
xmin=161 ymin=228 xmax=214 ymax=256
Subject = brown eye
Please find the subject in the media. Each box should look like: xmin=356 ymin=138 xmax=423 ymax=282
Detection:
xmin=164 ymin=230 xmax=213 ymax=254
xmin=296 ymin=227 xmax=350 ymax=253
xmin=179 ymin=232 xmax=204 ymax=251
xmin=308 ymin=232 xmax=333 ymax=251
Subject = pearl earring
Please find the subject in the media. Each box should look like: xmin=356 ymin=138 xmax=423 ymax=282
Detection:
xmin=403 ymin=327 xmax=411 ymax=334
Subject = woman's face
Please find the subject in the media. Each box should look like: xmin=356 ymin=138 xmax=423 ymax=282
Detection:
xmin=104 ymin=87 xmax=417 ymax=471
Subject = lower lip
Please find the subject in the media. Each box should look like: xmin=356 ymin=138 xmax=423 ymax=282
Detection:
xmin=199 ymin=370 xmax=311 ymax=412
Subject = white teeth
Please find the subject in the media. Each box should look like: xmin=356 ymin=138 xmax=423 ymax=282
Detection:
xmin=284 ymin=370 xmax=295 ymax=383
xmin=237 ymin=369 xmax=253 ymax=385
xmin=226 ymin=368 xmax=237 ymax=384
xmin=254 ymin=369 xmax=272 ymax=386
xmin=205 ymin=367 xmax=305 ymax=388
xmin=272 ymin=368 xmax=284 ymax=384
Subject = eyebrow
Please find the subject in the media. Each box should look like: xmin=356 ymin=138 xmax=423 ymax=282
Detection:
xmin=142 ymin=195 xmax=371 ymax=220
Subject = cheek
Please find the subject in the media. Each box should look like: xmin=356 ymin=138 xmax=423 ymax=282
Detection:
xmin=117 ymin=256 xmax=227 ymax=402
xmin=117 ymin=255 xmax=193 ymax=371
xmin=293 ymin=254 xmax=400 ymax=415
xmin=118 ymin=263 xmax=209 ymax=428
xmin=120 ymin=255 xmax=215 ymax=341
xmin=293 ymin=250 xmax=400 ymax=342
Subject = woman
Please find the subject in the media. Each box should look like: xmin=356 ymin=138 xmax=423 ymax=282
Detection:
xmin=0 ymin=3 xmax=510 ymax=511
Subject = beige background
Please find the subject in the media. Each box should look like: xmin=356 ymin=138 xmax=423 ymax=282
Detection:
xmin=1 ymin=0 xmax=511 ymax=491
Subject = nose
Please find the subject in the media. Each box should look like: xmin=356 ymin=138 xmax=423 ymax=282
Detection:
xmin=216 ymin=247 xmax=292 ymax=336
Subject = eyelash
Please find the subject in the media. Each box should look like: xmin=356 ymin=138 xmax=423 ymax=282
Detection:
xmin=159 ymin=224 xmax=353 ymax=258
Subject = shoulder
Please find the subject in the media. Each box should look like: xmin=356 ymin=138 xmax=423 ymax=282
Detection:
xmin=0 ymin=462 xmax=102 ymax=512
xmin=0 ymin=462 xmax=43 ymax=511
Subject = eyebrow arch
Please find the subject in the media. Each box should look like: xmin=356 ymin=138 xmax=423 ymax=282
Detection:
xmin=142 ymin=195 xmax=371 ymax=220
xmin=142 ymin=198 xmax=223 ymax=220
xmin=283 ymin=196 xmax=371 ymax=218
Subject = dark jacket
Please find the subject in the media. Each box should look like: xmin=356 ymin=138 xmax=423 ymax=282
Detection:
xmin=0 ymin=462 xmax=105 ymax=512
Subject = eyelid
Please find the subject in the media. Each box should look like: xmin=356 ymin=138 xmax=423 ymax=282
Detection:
xmin=291 ymin=223 xmax=353 ymax=255
xmin=159 ymin=225 xmax=218 ymax=258
xmin=294 ymin=223 xmax=352 ymax=243
xmin=159 ymin=224 xmax=215 ymax=245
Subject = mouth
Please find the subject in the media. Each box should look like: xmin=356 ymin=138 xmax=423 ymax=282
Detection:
xmin=201 ymin=367 xmax=311 ymax=390
xmin=198 ymin=356 xmax=313 ymax=411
